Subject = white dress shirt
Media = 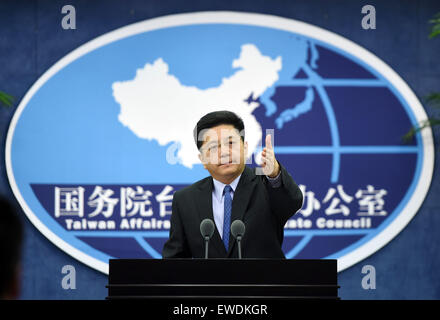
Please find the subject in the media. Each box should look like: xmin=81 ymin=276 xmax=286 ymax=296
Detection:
xmin=211 ymin=169 xmax=281 ymax=239
xmin=212 ymin=174 xmax=241 ymax=239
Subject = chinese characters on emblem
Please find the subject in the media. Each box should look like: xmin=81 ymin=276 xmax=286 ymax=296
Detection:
xmin=53 ymin=184 xmax=387 ymax=231
xmin=54 ymin=185 xmax=174 ymax=219
xmin=298 ymin=184 xmax=387 ymax=218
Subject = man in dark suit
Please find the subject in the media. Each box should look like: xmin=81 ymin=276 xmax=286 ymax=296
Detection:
xmin=162 ymin=110 xmax=303 ymax=259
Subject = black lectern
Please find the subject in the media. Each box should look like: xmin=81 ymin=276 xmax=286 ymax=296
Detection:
xmin=107 ymin=259 xmax=339 ymax=299
xmin=106 ymin=259 xmax=339 ymax=300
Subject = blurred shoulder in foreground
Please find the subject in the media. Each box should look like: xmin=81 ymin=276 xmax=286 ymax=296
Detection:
xmin=0 ymin=196 xmax=23 ymax=300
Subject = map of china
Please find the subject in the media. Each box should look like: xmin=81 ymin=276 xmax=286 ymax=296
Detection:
xmin=112 ymin=44 xmax=282 ymax=168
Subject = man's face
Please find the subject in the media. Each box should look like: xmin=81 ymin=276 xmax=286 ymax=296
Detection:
xmin=198 ymin=124 xmax=247 ymax=184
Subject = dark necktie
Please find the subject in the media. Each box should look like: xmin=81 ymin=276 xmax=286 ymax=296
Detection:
xmin=223 ymin=185 xmax=232 ymax=251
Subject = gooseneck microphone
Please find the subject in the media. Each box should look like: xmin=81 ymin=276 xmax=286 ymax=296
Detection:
xmin=231 ymin=220 xmax=246 ymax=259
xmin=200 ymin=219 xmax=215 ymax=259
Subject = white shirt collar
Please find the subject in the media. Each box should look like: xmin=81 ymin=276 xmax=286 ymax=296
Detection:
xmin=212 ymin=173 xmax=242 ymax=201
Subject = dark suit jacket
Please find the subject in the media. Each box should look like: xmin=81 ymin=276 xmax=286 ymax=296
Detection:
xmin=162 ymin=161 xmax=303 ymax=259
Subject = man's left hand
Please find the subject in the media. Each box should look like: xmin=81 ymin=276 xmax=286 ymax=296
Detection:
xmin=261 ymin=134 xmax=280 ymax=178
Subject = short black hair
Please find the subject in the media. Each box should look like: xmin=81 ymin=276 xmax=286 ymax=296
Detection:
xmin=193 ymin=110 xmax=245 ymax=150
xmin=0 ymin=196 xmax=23 ymax=298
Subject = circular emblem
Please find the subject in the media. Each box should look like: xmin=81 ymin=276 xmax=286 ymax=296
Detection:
xmin=6 ymin=12 xmax=434 ymax=273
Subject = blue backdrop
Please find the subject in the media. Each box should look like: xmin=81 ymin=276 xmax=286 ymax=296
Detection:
xmin=0 ymin=0 xmax=439 ymax=299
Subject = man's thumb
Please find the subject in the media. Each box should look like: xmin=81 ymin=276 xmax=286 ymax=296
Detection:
xmin=266 ymin=134 xmax=273 ymax=149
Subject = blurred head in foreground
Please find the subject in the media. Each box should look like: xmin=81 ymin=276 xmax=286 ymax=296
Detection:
xmin=0 ymin=196 xmax=23 ymax=299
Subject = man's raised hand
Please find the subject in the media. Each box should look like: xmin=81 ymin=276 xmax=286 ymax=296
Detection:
xmin=261 ymin=134 xmax=280 ymax=178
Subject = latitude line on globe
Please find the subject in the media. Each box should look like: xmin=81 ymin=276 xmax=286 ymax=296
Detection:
xmin=273 ymin=146 xmax=419 ymax=154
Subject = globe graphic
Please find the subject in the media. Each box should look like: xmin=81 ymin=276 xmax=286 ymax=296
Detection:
xmin=77 ymin=42 xmax=417 ymax=262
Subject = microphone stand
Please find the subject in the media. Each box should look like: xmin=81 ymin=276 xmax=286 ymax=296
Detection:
xmin=236 ymin=235 xmax=242 ymax=259
xmin=204 ymin=236 xmax=210 ymax=259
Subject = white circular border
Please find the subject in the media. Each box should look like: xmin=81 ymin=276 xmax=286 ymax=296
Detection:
xmin=6 ymin=11 xmax=434 ymax=274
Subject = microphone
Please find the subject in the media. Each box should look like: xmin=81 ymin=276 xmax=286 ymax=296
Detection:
xmin=200 ymin=219 xmax=215 ymax=259
xmin=231 ymin=220 xmax=246 ymax=259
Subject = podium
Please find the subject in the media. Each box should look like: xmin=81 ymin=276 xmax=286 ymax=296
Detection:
xmin=106 ymin=259 xmax=339 ymax=300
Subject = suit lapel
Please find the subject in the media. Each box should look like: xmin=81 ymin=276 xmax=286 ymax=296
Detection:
xmin=227 ymin=166 xmax=257 ymax=256
xmin=195 ymin=178 xmax=226 ymax=255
